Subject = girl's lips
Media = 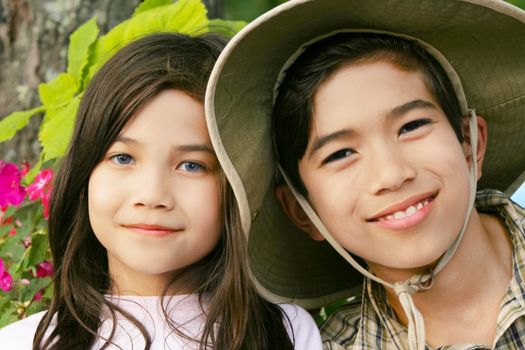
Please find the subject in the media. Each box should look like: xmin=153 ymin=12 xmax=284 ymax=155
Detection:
xmin=124 ymin=224 xmax=181 ymax=237
xmin=370 ymin=196 xmax=435 ymax=230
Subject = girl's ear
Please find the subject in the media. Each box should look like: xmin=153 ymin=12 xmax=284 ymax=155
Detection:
xmin=274 ymin=183 xmax=325 ymax=241
xmin=462 ymin=115 xmax=488 ymax=180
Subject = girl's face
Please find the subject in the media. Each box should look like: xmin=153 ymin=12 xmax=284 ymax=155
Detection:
xmin=297 ymin=61 xmax=472 ymax=278
xmin=88 ymin=89 xmax=222 ymax=295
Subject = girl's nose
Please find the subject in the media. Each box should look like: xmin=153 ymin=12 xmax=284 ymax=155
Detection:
xmin=132 ymin=168 xmax=175 ymax=210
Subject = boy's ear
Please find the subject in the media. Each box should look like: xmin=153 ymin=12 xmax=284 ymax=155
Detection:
xmin=274 ymin=183 xmax=325 ymax=241
xmin=462 ymin=115 xmax=488 ymax=180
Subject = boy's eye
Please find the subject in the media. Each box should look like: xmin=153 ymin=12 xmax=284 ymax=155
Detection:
xmin=322 ymin=148 xmax=355 ymax=165
xmin=178 ymin=161 xmax=206 ymax=173
xmin=399 ymin=118 xmax=432 ymax=135
xmin=110 ymin=153 xmax=134 ymax=165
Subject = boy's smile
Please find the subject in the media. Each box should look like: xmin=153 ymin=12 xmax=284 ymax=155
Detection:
xmin=367 ymin=191 xmax=437 ymax=230
xmin=297 ymin=61 xmax=473 ymax=273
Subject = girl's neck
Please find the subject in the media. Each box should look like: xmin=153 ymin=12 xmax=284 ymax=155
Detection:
xmin=108 ymin=265 xmax=196 ymax=296
xmin=381 ymin=209 xmax=513 ymax=346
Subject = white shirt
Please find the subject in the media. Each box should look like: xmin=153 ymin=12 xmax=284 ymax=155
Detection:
xmin=0 ymin=294 xmax=322 ymax=349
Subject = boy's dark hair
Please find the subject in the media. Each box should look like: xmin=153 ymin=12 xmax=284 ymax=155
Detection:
xmin=35 ymin=32 xmax=293 ymax=350
xmin=274 ymin=32 xmax=464 ymax=194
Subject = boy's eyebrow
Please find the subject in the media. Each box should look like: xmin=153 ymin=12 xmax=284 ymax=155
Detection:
xmin=387 ymin=99 xmax=438 ymax=120
xmin=113 ymin=137 xmax=215 ymax=155
xmin=308 ymin=129 xmax=355 ymax=159
xmin=307 ymin=99 xmax=438 ymax=159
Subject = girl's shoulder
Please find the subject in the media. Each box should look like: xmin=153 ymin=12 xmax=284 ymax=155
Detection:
xmin=0 ymin=311 xmax=47 ymax=349
xmin=278 ymin=303 xmax=323 ymax=350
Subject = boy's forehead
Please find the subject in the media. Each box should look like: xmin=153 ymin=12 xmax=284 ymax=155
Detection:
xmin=311 ymin=61 xmax=440 ymax=126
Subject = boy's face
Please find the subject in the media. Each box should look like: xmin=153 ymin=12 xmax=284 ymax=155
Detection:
xmin=297 ymin=61 xmax=472 ymax=273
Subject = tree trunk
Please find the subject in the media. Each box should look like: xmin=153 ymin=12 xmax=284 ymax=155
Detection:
xmin=0 ymin=0 xmax=225 ymax=164
xmin=0 ymin=0 xmax=143 ymax=164
xmin=203 ymin=0 xmax=223 ymax=18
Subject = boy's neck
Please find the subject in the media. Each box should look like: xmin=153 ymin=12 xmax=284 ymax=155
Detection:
xmin=381 ymin=209 xmax=512 ymax=347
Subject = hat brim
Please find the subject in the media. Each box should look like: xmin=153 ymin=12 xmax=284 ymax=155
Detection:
xmin=206 ymin=0 xmax=525 ymax=308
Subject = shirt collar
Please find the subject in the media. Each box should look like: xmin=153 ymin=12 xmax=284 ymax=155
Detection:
xmin=357 ymin=189 xmax=525 ymax=349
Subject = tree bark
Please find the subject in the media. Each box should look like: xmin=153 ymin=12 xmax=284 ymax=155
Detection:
xmin=0 ymin=0 xmax=226 ymax=164
xmin=203 ymin=0 xmax=223 ymax=18
xmin=0 ymin=0 xmax=141 ymax=164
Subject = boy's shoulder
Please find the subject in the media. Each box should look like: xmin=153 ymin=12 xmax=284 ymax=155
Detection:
xmin=319 ymin=297 xmax=363 ymax=349
xmin=278 ymin=303 xmax=323 ymax=350
xmin=0 ymin=311 xmax=47 ymax=349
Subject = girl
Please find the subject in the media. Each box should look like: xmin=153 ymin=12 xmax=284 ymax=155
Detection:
xmin=0 ymin=32 xmax=321 ymax=349
xmin=205 ymin=0 xmax=525 ymax=349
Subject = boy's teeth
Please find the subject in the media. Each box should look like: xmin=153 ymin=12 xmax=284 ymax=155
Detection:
xmin=394 ymin=211 xmax=406 ymax=219
xmin=406 ymin=206 xmax=417 ymax=216
xmin=378 ymin=198 xmax=431 ymax=221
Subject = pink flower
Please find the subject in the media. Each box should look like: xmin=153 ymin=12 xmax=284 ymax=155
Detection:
xmin=0 ymin=161 xmax=26 ymax=208
xmin=36 ymin=261 xmax=54 ymax=278
xmin=42 ymin=193 xmax=51 ymax=219
xmin=26 ymin=168 xmax=53 ymax=219
xmin=0 ymin=209 xmax=13 ymax=226
xmin=0 ymin=258 xmax=13 ymax=292
xmin=23 ymin=236 xmax=31 ymax=248
xmin=33 ymin=291 xmax=42 ymax=301
xmin=20 ymin=162 xmax=30 ymax=177
xmin=26 ymin=169 xmax=53 ymax=201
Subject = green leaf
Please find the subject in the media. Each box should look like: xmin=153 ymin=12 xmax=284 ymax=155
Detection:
xmin=0 ymin=234 xmax=25 ymax=262
xmin=39 ymin=96 xmax=80 ymax=162
xmin=87 ymin=0 xmax=208 ymax=81
xmin=0 ymin=106 xmax=45 ymax=143
xmin=133 ymin=0 xmax=173 ymax=17
xmin=0 ymin=308 xmax=18 ymax=328
xmin=20 ymin=277 xmax=52 ymax=303
xmin=22 ymin=158 xmax=42 ymax=185
xmin=25 ymin=300 xmax=47 ymax=317
xmin=507 ymin=0 xmax=525 ymax=10
xmin=38 ymin=73 xmax=78 ymax=108
xmin=209 ymin=19 xmax=246 ymax=37
xmin=67 ymin=17 xmax=99 ymax=87
xmin=19 ymin=232 xmax=49 ymax=272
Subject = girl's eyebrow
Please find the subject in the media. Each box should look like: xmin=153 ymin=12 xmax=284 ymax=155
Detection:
xmin=114 ymin=136 xmax=141 ymax=146
xmin=113 ymin=137 xmax=215 ymax=155
xmin=307 ymin=99 xmax=438 ymax=159
xmin=177 ymin=144 xmax=216 ymax=155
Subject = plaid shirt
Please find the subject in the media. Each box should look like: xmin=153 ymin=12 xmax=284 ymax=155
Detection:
xmin=321 ymin=189 xmax=525 ymax=350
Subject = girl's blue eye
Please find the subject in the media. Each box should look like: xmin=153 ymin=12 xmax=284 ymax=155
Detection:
xmin=110 ymin=154 xmax=134 ymax=165
xmin=399 ymin=119 xmax=432 ymax=135
xmin=178 ymin=162 xmax=206 ymax=173
xmin=322 ymin=148 xmax=355 ymax=165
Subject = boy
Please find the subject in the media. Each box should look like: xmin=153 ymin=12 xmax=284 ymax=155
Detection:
xmin=205 ymin=0 xmax=525 ymax=348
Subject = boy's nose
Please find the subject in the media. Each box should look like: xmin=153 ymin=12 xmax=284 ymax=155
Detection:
xmin=132 ymin=168 xmax=175 ymax=210
xmin=367 ymin=147 xmax=416 ymax=195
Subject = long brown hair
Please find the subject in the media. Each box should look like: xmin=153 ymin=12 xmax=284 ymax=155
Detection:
xmin=34 ymin=32 xmax=293 ymax=350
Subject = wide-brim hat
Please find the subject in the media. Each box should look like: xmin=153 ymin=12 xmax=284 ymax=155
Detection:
xmin=205 ymin=0 xmax=525 ymax=309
